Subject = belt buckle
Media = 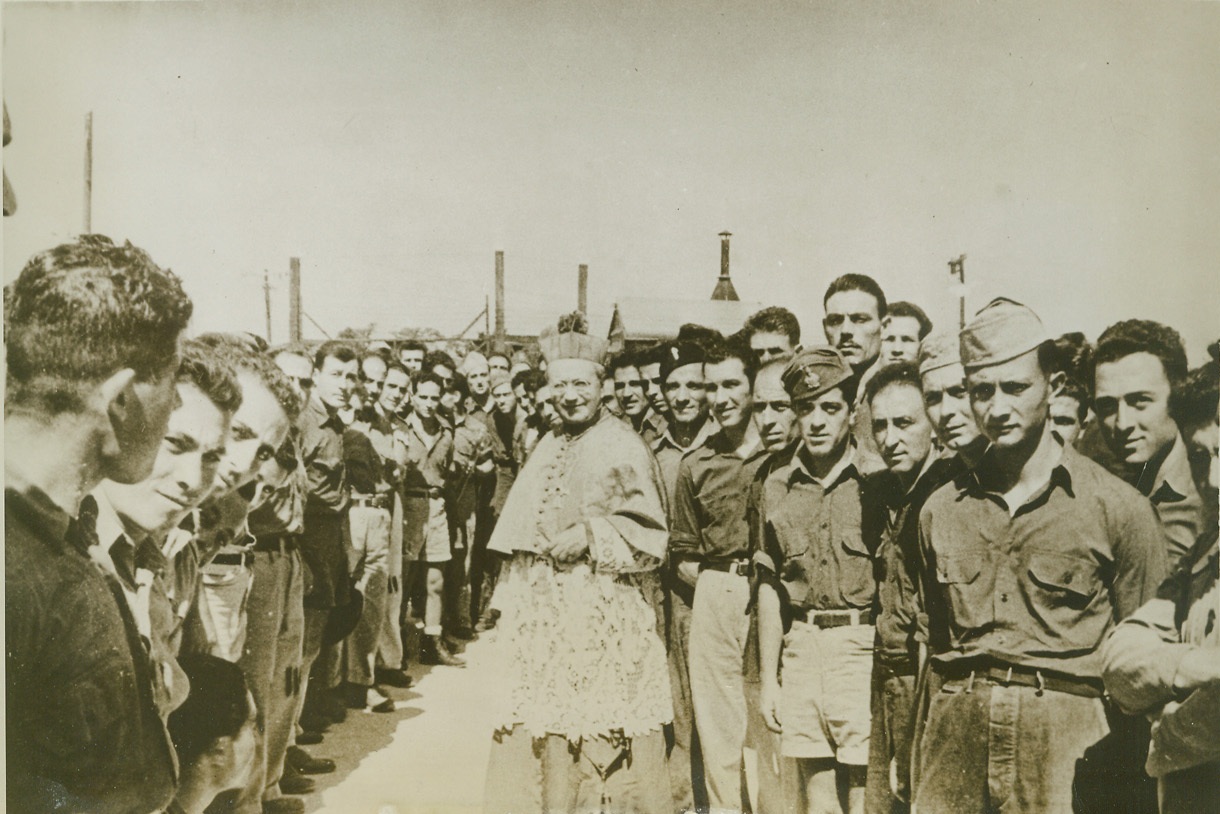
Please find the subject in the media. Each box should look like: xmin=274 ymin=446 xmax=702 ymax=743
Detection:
xmin=733 ymin=561 xmax=749 ymax=577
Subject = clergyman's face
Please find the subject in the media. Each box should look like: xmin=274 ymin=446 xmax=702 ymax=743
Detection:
xmin=548 ymin=358 xmax=602 ymax=427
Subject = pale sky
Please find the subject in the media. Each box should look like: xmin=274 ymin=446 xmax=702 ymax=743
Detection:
xmin=3 ymin=1 xmax=1218 ymax=358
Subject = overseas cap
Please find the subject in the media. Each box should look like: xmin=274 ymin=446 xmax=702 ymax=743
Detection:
xmin=960 ymin=297 xmax=1049 ymax=371
xmin=782 ymin=346 xmax=853 ymax=404
xmin=659 ymin=341 xmax=707 ymax=381
xmin=489 ymin=370 xmax=512 ymax=391
xmin=917 ymin=331 xmax=961 ymax=375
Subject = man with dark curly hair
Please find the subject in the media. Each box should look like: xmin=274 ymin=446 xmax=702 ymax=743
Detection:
xmin=5 ymin=234 xmax=192 ymax=814
xmin=1091 ymin=319 xmax=1204 ymax=567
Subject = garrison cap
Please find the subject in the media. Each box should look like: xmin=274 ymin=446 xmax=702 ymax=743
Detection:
xmin=489 ymin=370 xmax=512 ymax=391
xmin=917 ymin=331 xmax=961 ymax=375
xmin=782 ymin=346 xmax=853 ymax=404
xmin=659 ymin=341 xmax=706 ymax=382
xmin=960 ymin=297 xmax=1049 ymax=370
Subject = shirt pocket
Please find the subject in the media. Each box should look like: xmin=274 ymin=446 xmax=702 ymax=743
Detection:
xmin=839 ymin=533 xmax=876 ymax=608
xmin=1023 ymin=550 xmax=1104 ymax=649
xmin=936 ymin=549 xmax=991 ymax=633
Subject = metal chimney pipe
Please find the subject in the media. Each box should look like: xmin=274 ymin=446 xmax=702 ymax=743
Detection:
xmin=719 ymin=231 xmax=732 ymax=278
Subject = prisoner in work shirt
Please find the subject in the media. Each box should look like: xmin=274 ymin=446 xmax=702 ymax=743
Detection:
xmin=298 ymin=395 xmax=350 ymax=609
xmin=669 ymin=432 xmax=767 ymax=567
xmin=918 ymin=444 xmax=1167 ymax=680
xmin=751 ymin=445 xmax=874 ymax=614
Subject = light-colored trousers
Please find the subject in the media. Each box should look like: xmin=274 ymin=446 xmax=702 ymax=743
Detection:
xmin=377 ymin=492 xmax=406 ymax=671
xmin=344 ymin=504 xmax=391 ymax=686
xmin=690 ymin=568 xmax=783 ymax=813
xmin=192 ymin=552 xmax=254 ymax=662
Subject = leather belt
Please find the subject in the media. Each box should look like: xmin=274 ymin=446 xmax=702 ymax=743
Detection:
xmin=934 ymin=661 xmax=1103 ymax=699
xmin=211 ymin=550 xmax=253 ymax=567
xmin=252 ymin=534 xmax=297 ymax=553
xmin=403 ymin=487 xmax=443 ymax=499
xmin=699 ymin=559 xmax=750 ymax=577
xmin=790 ymin=607 xmax=874 ymax=628
xmin=351 ymin=492 xmax=393 ymax=510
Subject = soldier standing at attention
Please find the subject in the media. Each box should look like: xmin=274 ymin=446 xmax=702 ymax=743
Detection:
xmin=755 ymin=347 xmax=875 ymax=814
xmin=914 ymin=298 xmax=1167 ymax=813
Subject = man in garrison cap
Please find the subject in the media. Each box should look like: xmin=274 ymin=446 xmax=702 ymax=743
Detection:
xmin=482 ymin=313 xmax=673 ymax=814
xmin=753 ymin=346 xmax=877 ymax=814
xmin=912 ymin=298 xmax=1167 ymax=813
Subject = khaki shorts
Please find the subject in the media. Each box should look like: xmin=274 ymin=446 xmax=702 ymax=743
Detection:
xmin=779 ymin=620 xmax=874 ymax=764
xmin=419 ymin=496 xmax=450 ymax=564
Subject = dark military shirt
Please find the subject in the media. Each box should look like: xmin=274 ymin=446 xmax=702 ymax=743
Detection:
xmin=865 ymin=454 xmax=965 ymax=666
xmin=751 ymin=445 xmax=874 ymax=612
xmin=5 ymin=486 xmax=177 ymax=814
xmin=343 ymin=426 xmax=386 ymax=496
xmin=918 ymin=444 xmax=1167 ymax=680
xmin=1136 ymin=433 xmax=1205 ymax=570
xmin=669 ymin=431 xmax=767 ymax=565
xmin=298 ymin=396 xmax=348 ymax=516
xmin=651 ymin=418 xmax=716 ymax=508
xmin=400 ymin=412 xmax=454 ymax=494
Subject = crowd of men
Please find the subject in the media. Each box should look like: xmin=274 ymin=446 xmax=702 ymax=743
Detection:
xmin=5 ymin=233 xmax=1217 ymax=814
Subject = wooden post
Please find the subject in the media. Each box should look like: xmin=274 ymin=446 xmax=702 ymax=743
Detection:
xmin=948 ymin=255 xmax=967 ymax=330
xmin=83 ymin=112 xmax=93 ymax=233
xmin=578 ymin=264 xmax=588 ymax=315
xmin=494 ymin=250 xmax=506 ymax=346
xmin=289 ymin=257 xmax=302 ymax=343
xmin=263 ymin=270 xmax=273 ymax=343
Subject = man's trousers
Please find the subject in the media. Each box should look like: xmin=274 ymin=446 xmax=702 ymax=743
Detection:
xmin=914 ymin=679 xmax=1108 ymax=813
xmin=864 ymin=660 xmax=916 ymax=814
xmin=344 ymin=504 xmax=391 ymax=687
xmin=377 ymin=492 xmax=406 ymax=671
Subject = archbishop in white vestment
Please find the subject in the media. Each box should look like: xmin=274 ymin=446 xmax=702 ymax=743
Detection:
xmin=483 ymin=314 xmax=674 ymax=814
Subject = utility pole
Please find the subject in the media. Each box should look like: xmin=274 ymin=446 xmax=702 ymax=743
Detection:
xmin=494 ymin=250 xmax=506 ymax=346
xmin=578 ymin=264 xmax=588 ymax=316
xmin=948 ymin=254 xmax=967 ymax=330
xmin=263 ymin=270 xmax=273 ymax=343
xmin=289 ymin=257 xmax=302 ymax=343
xmin=485 ymin=294 xmax=491 ymax=353
xmin=83 ymin=112 xmax=93 ymax=233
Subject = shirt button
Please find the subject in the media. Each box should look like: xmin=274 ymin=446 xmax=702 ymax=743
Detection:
xmin=820 ymin=594 xmax=830 ymax=603
xmin=1000 ymin=593 xmax=1008 ymax=602
xmin=821 ymin=559 xmax=828 ymax=566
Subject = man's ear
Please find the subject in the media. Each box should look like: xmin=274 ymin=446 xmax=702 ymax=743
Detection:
xmin=98 ymin=367 xmax=138 ymax=424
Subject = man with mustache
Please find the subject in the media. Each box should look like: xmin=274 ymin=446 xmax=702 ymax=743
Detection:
xmin=823 ymin=274 xmax=888 ymax=475
xmin=914 ymin=298 xmax=1166 ymax=813
xmin=754 ymin=347 xmax=875 ymax=814
xmin=6 ymin=235 xmax=192 ymax=814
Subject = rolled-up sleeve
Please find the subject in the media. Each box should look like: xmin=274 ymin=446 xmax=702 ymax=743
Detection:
xmin=1102 ymin=598 xmax=1192 ymax=715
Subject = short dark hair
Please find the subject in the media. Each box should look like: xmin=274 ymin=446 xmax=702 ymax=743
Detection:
xmin=168 ymin=654 xmax=251 ymax=768
xmin=414 ymin=371 xmax=445 ymax=393
xmin=637 ymin=343 xmax=669 ymax=369
xmin=399 ymin=340 xmax=427 ymax=354
xmin=703 ymin=337 xmax=759 ymax=385
xmin=513 ymin=368 xmax=545 ymax=393
xmin=823 ymin=274 xmax=887 ymax=318
xmin=608 ymin=350 xmax=638 ymax=375
xmin=384 ymin=361 xmax=409 ymax=380
xmin=313 ymin=340 xmax=358 ymax=371
xmin=5 ymin=235 xmax=194 ymax=415
xmin=195 ymin=333 xmax=302 ymax=421
xmin=676 ymin=323 xmax=724 ymax=350
xmin=423 ymin=349 xmax=457 ymax=374
xmin=883 ymin=301 xmax=932 ymax=339
xmin=744 ymin=306 xmax=801 ymax=345
xmin=449 ymin=372 xmax=471 ymax=400
xmin=864 ymin=360 xmax=921 ymax=406
xmin=177 ymin=340 xmax=243 ymax=415
xmin=1172 ymin=361 xmax=1219 ymax=435
xmin=1047 ymin=332 xmax=1092 ymax=420
xmin=1092 ymin=320 xmax=1188 ymax=395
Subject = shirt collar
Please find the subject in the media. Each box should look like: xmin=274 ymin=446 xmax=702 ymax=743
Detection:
xmin=1142 ymin=433 xmax=1193 ymax=504
xmin=958 ymin=441 xmax=1078 ymax=501
xmin=788 ymin=444 xmax=858 ymax=489
xmin=306 ymin=395 xmax=344 ymax=431
xmin=5 ymin=484 xmax=74 ymax=553
xmin=706 ymin=428 xmax=763 ymax=460
xmin=654 ymin=416 xmax=714 ymax=454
